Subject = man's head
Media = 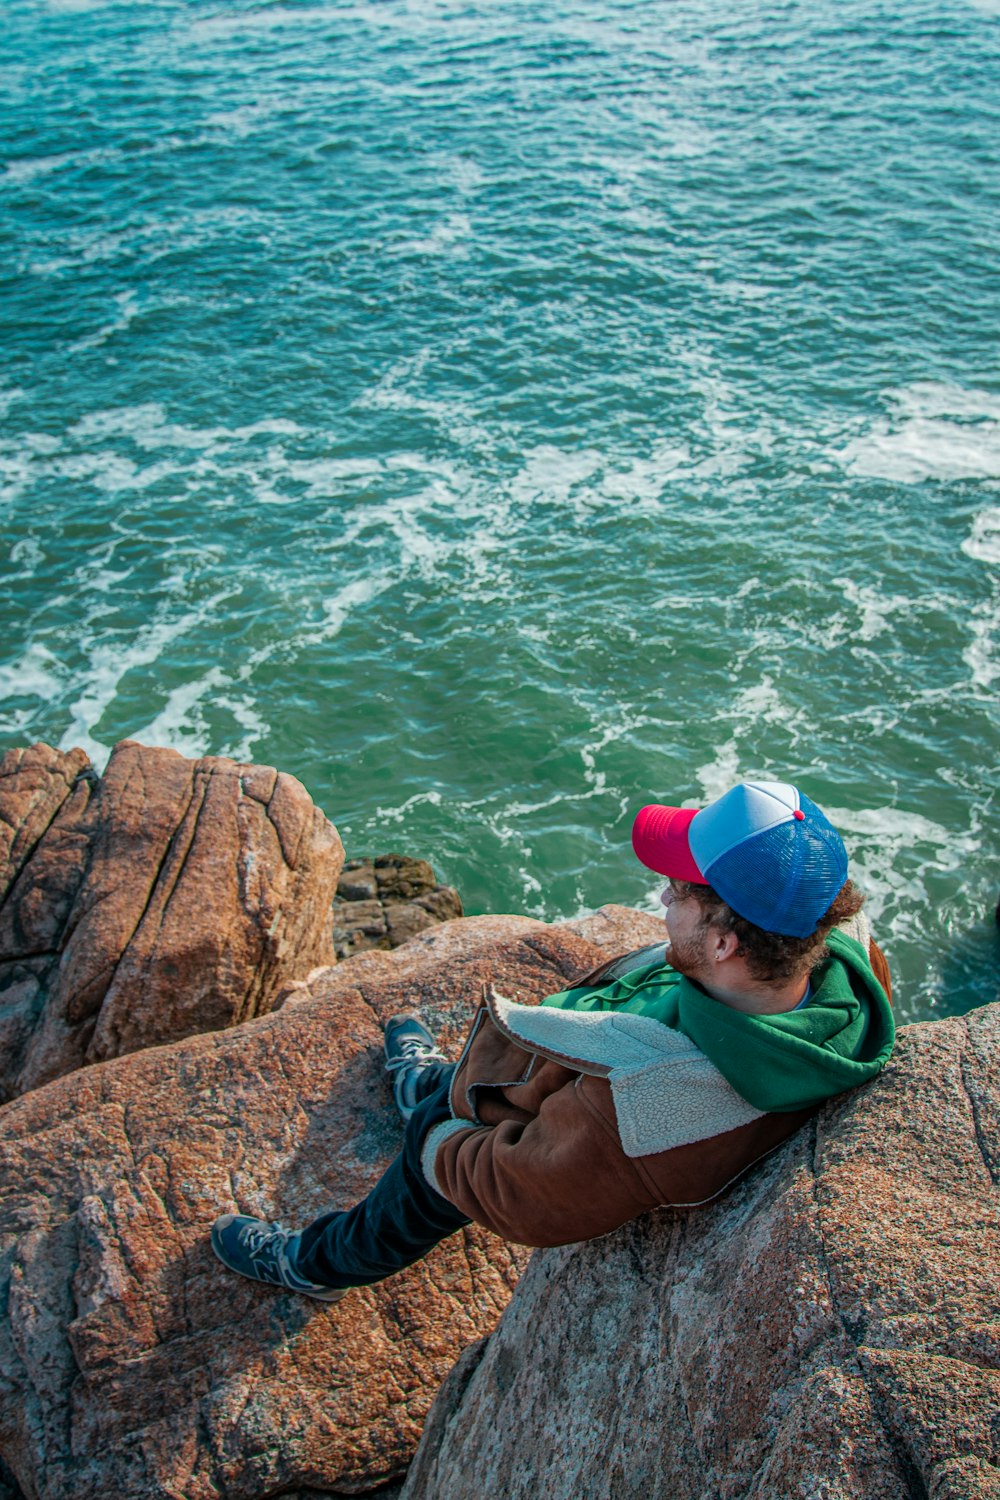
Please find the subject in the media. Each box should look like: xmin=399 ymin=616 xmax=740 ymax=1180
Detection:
xmin=632 ymin=780 xmax=862 ymax=987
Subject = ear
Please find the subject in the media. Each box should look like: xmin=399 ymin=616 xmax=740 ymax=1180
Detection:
xmin=709 ymin=927 xmax=741 ymax=965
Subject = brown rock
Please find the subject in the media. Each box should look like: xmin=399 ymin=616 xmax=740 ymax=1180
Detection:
xmin=413 ymin=887 xmax=464 ymax=925
xmin=559 ymin=901 xmax=665 ymax=952
xmin=333 ymin=855 xmax=463 ymax=961
xmin=0 ymin=745 xmax=99 ymax=1103
xmin=384 ymin=903 xmax=438 ymax=947
xmin=401 ymin=1004 xmax=1000 ymax=1500
xmin=337 ymin=862 xmax=379 ymax=902
xmin=373 ymin=854 xmax=437 ymax=899
xmin=0 ymin=916 xmax=609 ymax=1499
xmin=0 ymin=740 xmax=343 ymax=1100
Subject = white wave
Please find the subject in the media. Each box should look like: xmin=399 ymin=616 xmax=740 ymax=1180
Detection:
xmin=70 ymin=404 xmax=303 ymax=451
xmin=128 ymin=669 xmax=271 ymax=763
xmin=68 ymin=290 xmax=140 ymax=353
xmin=3 ymin=145 xmax=121 ymax=188
xmin=390 ymin=213 xmax=471 ymax=258
xmin=320 ymin=575 xmax=387 ymax=637
xmin=8 ymin=536 xmax=43 ymax=572
xmin=352 ymin=480 xmax=470 ymax=578
xmin=717 ymin=280 xmax=774 ymax=301
xmin=694 ymin=743 xmax=742 ymax=805
xmin=580 ymin=711 xmax=656 ymax=803
xmin=839 ymin=382 xmax=1000 ymax=482
xmin=3 ymin=152 xmax=78 ymax=184
xmin=202 ymin=103 xmax=275 ymax=138
xmin=824 ymin=801 xmax=980 ymax=932
xmin=598 ymin=441 xmax=691 ymax=510
xmin=373 ymin=788 xmax=444 ymax=825
xmin=731 ymin=676 xmax=798 ymax=727
xmin=282 ymin=455 xmax=384 ymax=496
xmin=508 ymin=445 xmax=604 ymax=509
xmin=834 ymin=577 xmax=923 ymax=642
xmin=962 ymin=507 xmax=1000 ymax=565
xmin=60 ymin=451 xmax=180 ymax=495
xmin=447 ymin=156 xmax=485 ymax=195
xmin=29 ymin=206 xmax=266 ymax=276
xmin=0 ymin=385 xmax=24 ymax=419
xmin=28 ymin=227 xmax=132 ymax=275
xmin=0 ymin=437 xmax=55 ymax=505
xmin=214 ymin=694 xmax=270 ymax=764
xmin=130 ymin=669 xmax=225 ymax=758
xmin=358 ymin=353 xmax=494 ymax=451
xmin=58 ymin=590 xmax=238 ymax=764
xmin=0 ymin=428 xmax=185 ymax=502
xmin=964 ymin=599 xmax=1000 ymax=690
xmin=0 ymin=643 xmax=63 ymax=703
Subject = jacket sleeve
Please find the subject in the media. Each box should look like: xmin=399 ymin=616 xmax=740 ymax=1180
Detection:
xmin=420 ymin=1074 xmax=662 ymax=1247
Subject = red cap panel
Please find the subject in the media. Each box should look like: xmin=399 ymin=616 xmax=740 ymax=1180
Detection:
xmin=631 ymin=804 xmax=704 ymax=881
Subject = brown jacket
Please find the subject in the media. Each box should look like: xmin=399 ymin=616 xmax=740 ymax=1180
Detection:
xmin=421 ymin=936 xmax=893 ymax=1248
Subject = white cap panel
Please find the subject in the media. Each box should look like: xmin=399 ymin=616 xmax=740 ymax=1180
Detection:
xmin=689 ymin=780 xmax=800 ymax=870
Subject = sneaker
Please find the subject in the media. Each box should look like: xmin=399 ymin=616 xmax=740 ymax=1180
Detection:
xmin=210 ymin=1214 xmax=348 ymax=1303
xmin=384 ymin=1012 xmax=447 ymax=1123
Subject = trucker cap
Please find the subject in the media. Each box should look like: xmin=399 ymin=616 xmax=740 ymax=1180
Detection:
xmin=631 ymin=780 xmax=848 ymax=938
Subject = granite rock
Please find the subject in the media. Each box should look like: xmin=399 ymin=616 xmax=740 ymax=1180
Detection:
xmin=400 ymin=1003 xmax=1000 ymax=1500
xmin=0 ymin=740 xmax=342 ymax=1100
xmin=0 ymin=915 xmax=609 ymax=1500
xmin=0 ymin=744 xmax=96 ymax=1106
xmin=333 ymin=856 xmax=463 ymax=960
xmin=559 ymin=901 xmax=664 ymax=953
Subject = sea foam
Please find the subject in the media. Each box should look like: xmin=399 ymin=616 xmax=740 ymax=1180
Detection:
xmin=840 ymin=383 xmax=1000 ymax=483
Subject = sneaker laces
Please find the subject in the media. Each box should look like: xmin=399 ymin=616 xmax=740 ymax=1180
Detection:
xmin=384 ymin=1036 xmax=446 ymax=1074
xmin=238 ymin=1219 xmax=293 ymax=1266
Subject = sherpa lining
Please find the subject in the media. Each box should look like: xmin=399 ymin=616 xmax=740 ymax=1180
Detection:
xmin=487 ymin=987 xmax=765 ymax=1157
xmin=836 ymin=909 xmax=871 ymax=953
xmin=421 ymin=1117 xmax=477 ymax=1195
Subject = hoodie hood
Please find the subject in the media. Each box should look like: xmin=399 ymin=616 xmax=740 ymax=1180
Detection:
xmin=675 ymin=929 xmax=895 ymax=1113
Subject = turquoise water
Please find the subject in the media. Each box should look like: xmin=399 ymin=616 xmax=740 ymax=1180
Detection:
xmin=2 ymin=0 xmax=998 ymax=1023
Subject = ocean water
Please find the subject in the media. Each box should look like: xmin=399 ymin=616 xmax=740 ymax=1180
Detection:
xmin=2 ymin=0 xmax=998 ymax=1024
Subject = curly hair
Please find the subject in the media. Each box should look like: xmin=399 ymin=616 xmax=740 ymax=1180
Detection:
xmin=667 ymin=878 xmax=865 ymax=983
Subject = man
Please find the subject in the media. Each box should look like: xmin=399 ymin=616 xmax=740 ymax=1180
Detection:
xmin=211 ymin=780 xmax=895 ymax=1300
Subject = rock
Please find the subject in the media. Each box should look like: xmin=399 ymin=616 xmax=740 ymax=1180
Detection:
xmin=0 ymin=744 xmax=96 ymax=1107
xmin=333 ymin=856 xmax=463 ymax=961
xmin=373 ymin=855 xmax=437 ymax=901
xmin=559 ymin=901 xmax=664 ymax=953
xmin=400 ymin=1004 xmax=1000 ymax=1500
xmin=0 ymin=915 xmax=609 ymax=1500
xmin=337 ymin=867 xmax=379 ymax=903
xmin=0 ymin=741 xmax=342 ymax=1101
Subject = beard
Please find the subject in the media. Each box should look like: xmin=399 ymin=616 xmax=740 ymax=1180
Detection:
xmin=665 ymin=927 xmax=710 ymax=983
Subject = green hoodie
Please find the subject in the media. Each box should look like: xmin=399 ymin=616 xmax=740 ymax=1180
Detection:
xmin=541 ymin=929 xmax=895 ymax=1113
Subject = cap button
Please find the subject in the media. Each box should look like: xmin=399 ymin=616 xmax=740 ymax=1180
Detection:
xmin=793 ymin=809 xmax=805 ymax=820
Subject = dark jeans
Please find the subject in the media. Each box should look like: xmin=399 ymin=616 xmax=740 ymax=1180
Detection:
xmin=295 ymin=1063 xmax=470 ymax=1289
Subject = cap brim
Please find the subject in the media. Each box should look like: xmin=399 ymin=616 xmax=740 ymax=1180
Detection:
xmin=631 ymin=804 xmax=704 ymax=881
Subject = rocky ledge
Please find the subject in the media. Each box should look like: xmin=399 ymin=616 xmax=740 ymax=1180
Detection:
xmin=0 ymin=741 xmax=341 ymax=1102
xmin=0 ymin=741 xmax=997 ymax=1500
xmin=401 ymin=1002 xmax=1000 ymax=1500
xmin=333 ymin=855 xmax=463 ymax=959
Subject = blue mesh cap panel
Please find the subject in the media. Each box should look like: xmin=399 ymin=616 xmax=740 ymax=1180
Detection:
xmin=689 ymin=780 xmax=797 ymax=870
xmin=703 ymin=793 xmax=848 ymax=937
